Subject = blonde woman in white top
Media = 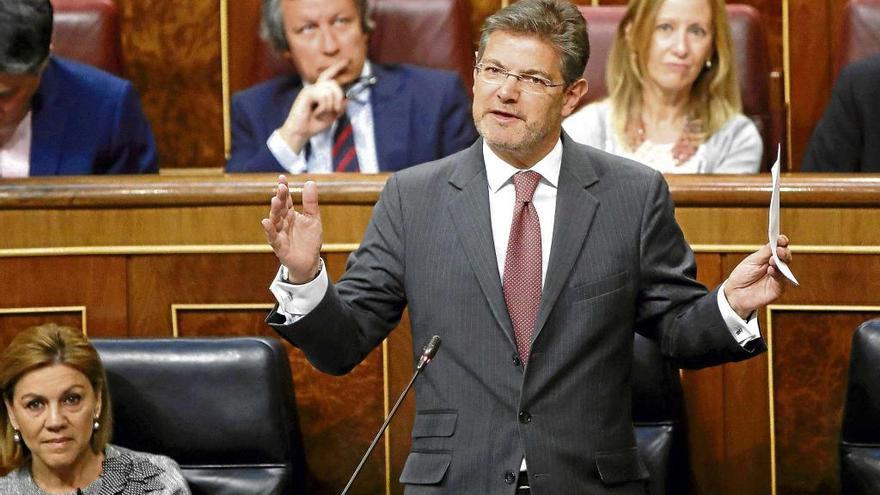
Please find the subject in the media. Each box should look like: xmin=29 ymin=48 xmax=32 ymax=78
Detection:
xmin=564 ymin=0 xmax=762 ymax=173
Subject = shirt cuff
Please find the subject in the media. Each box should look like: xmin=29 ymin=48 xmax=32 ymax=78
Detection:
xmin=268 ymin=261 xmax=329 ymax=324
xmin=717 ymin=282 xmax=761 ymax=348
xmin=267 ymin=129 xmax=308 ymax=173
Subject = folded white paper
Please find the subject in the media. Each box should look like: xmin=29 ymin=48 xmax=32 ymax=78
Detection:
xmin=769 ymin=145 xmax=799 ymax=286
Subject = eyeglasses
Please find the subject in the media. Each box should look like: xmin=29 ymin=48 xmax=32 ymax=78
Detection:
xmin=474 ymin=64 xmax=566 ymax=94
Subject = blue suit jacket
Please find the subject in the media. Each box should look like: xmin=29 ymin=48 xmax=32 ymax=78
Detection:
xmin=226 ymin=64 xmax=477 ymax=172
xmin=29 ymin=57 xmax=158 ymax=175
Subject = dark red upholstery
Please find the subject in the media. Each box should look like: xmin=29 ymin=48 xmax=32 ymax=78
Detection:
xmin=836 ymin=0 xmax=880 ymax=73
xmin=50 ymin=0 xmax=123 ymax=76
xmin=577 ymin=6 xmax=623 ymax=107
xmin=577 ymin=5 xmax=778 ymax=168
xmin=251 ymin=0 xmax=474 ymax=91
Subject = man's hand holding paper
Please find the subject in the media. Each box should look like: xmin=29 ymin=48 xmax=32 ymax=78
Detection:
xmin=723 ymin=145 xmax=797 ymax=319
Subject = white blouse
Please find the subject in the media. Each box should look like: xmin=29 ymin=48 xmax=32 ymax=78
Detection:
xmin=562 ymin=100 xmax=763 ymax=174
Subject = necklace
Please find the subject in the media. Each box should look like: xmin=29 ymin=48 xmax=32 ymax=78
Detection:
xmin=627 ymin=115 xmax=705 ymax=166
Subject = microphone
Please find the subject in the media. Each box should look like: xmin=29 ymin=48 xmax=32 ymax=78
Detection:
xmin=340 ymin=335 xmax=442 ymax=495
xmin=344 ymin=75 xmax=378 ymax=100
xmin=417 ymin=335 xmax=441 ymax=371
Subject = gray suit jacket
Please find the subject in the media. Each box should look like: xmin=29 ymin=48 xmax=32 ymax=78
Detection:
xmin=269 ymin=135 xmax=765 ymax=494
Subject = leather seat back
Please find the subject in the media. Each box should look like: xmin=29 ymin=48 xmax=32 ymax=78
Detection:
xmin=92 ymin=337 xmax=306 ymax=495
xmin=836 ymin=0 xmax=880 ymax=74
xmin=840 ymin=319 xmax=880 ymax=495
xmin=632 ymin=333 xmax=686 ymax=495
xmin=51 ymin=0 xmax=124 ymax=75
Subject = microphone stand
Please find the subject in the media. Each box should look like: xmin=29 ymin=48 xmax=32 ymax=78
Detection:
xmin=339 ymin=336 xmax=441 ymax=495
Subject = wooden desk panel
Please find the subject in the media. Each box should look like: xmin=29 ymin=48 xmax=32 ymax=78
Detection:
xmin=2 ymin=174 xmax=879 ymax=495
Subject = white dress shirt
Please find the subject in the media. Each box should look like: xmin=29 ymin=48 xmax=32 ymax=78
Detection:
xmin=0 ymin=112 xmax=32 ymax=177
xmin=266 ymin=61 xmax=380 ymax=174
xmin=485 ymin=140 xmax=559 ymax=287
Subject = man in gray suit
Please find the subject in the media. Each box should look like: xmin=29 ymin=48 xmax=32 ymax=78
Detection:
xmin=262 ymin=0 xmax=792 ymax=493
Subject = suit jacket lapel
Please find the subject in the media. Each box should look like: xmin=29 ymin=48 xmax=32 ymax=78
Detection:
xmin=29 ymin=60 xmax=66 ymax=175
xmin=370 ymin=65 xmax=410 ymax=171
xmin=534 ymin=134 xmax=600 ymax=339
xmin=447 ymin=140 xmax=516 ymax=347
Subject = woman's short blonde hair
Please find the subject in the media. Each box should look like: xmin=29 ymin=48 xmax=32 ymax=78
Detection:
xmin=0 ymin=324 xmax=112 ymax=471
xmin=606 ymin=0 xmax=742 ymax=146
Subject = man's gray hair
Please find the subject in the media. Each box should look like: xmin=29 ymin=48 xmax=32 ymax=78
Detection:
xmin=477 ymin=0 xmax=589 ymax=86
xmin=0 ymin=0 xmax=53 ymax=74
xmin=261 ymin=0 xmax=375 ymax=52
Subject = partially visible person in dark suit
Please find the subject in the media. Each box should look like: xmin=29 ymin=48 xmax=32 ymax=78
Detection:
xmin=0 ymin=0 xmax=158 ymax=177
xmin=802 ymin=54 xmax=880 ymax=172
xmin=226 ymin=0 xmax=477 ymax=173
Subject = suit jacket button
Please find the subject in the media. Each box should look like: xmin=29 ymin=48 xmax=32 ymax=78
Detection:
xmin=512 ymin=354 xmax=522 ymax=367
xmin=504 ymin=471 xmax=516 ymax=484
xmin=518 ymin=410 xmax=531 ymax=424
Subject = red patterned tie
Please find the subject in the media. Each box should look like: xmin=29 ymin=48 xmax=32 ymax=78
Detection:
xmin=332 ymin=113 xmax=360 ymax=172
xmin=502 ymin=170 xmax=542 ymax=364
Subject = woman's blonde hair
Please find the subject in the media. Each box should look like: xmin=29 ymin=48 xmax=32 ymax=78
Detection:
xmin=606 ymin=0 xmax=742 ymax=147
xmin=0 ymin=324 xmax=112 ymax=471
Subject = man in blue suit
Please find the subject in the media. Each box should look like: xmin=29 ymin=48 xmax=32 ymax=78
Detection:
xmin=226 ymin=0 xmax=477 ymax=173
xmin=0 ymin=0 xmax=157 ymax=176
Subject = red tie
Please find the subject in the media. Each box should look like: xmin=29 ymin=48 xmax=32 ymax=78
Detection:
xmin=502 ymin=171 xmax=542 ymax=364
xmin=332 ymin=113 xmax=360 ymax=172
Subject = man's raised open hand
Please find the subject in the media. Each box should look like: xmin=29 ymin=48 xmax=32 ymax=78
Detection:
xmin=262 ymin=175 xmax=324 ymax=283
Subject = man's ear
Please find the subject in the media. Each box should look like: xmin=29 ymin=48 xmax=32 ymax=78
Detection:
xmin=562 ymin=78 xmax=589 ymax=118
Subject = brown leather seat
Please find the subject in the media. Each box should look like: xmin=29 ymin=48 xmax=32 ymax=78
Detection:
xmin=50 ymin=0 xmax=123 ymax=75
xmin=249 ymin=0 xmax=474 ymax=91
xmin=576 ymin=5 xmax=778 ymax=170
xmin=836 ymin=0 xmax=880 ymax=74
